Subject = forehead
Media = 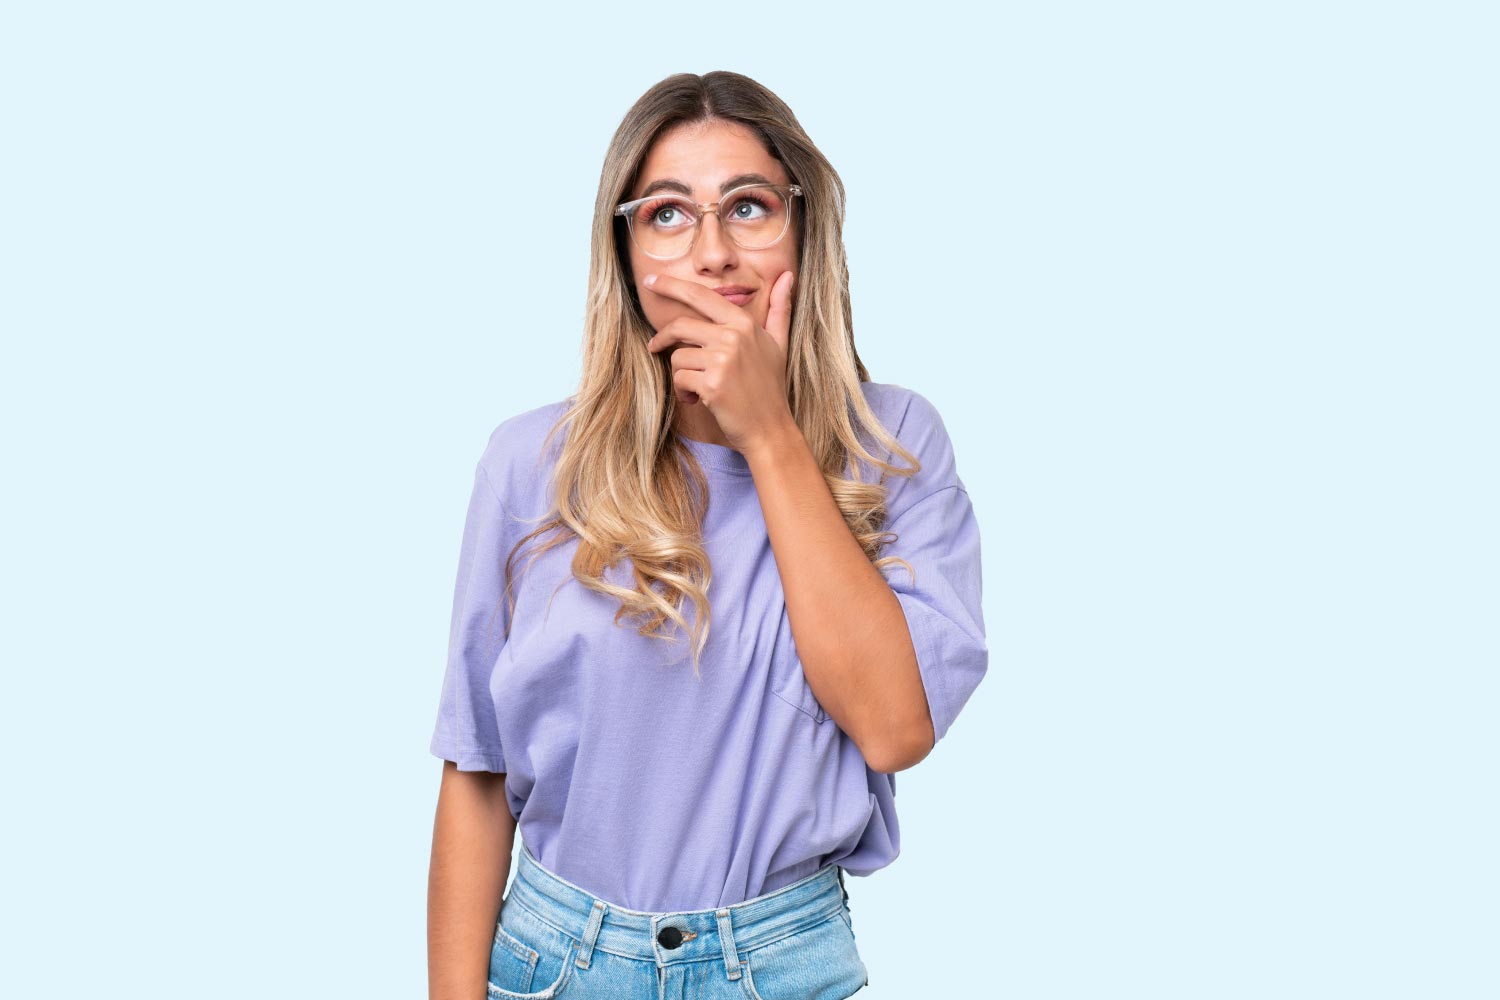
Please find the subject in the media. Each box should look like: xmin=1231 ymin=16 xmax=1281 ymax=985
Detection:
xmin=635 ymin=121 xmax=788 ymax=196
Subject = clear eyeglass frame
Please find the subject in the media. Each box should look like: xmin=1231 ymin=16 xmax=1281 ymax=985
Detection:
xmin=614 ymin=183 xmax=803 ymax=260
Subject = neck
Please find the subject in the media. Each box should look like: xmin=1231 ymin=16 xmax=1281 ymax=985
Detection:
xmin=673 ymin=404 xmax=732 ymax=447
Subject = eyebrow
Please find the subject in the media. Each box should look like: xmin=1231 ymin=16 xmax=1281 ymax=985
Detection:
xmin=637 ymin=173 xmax=777 ymax=199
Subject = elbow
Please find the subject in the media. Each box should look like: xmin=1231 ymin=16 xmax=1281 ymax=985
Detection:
xmin=866 ymin=717 xmax=936 ymax=774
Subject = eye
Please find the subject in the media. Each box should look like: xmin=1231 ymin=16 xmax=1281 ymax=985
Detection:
xmin=637 ymin=197 xmax=695 ymax=230
xmin=726 ymin=193 xmax=773 ymax=221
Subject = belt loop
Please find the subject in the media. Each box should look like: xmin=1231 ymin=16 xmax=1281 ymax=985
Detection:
xmin=574 ymin=899 xmax=606 ymax=969
xmin=838 ymin=865 xmax=849 ymax=907
xmin=715 ymin=908 xmax=742 ymax=981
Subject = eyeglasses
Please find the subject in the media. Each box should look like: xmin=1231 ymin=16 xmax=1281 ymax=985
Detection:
xmin=615 ymin=183 xmax=803 ymax=260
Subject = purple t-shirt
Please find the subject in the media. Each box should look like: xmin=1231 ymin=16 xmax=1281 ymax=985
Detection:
xmin=429 ymin=380 xmax=987 ymax=911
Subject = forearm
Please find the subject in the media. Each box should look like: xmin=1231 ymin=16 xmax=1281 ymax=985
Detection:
xmin=428 ymin=763 xmax=516 ymax=1000
xmin=745 ymin=420 xmax=932 ymax=771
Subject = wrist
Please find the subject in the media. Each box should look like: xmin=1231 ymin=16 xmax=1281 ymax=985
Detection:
xmin=743 ymin=415 xmax=806 ymax=470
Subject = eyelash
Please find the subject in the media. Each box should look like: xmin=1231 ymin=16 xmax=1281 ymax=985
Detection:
xmin=639 ymin=193 xmax=773 ymax=224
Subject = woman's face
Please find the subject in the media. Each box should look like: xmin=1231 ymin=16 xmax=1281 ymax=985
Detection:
xmin=625 ymin=119 xmax=799 ymax=336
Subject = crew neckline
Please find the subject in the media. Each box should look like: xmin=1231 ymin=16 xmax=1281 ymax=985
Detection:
xmin=680 ymin=435 xmax=753 ymax=477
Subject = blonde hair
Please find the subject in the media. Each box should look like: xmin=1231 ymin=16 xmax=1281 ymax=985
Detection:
xmin=503 ymin=71 xmax=920 ymax=676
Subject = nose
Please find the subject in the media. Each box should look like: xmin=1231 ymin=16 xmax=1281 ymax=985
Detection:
xmin=690 ymin=209 xmax=737 ymax=270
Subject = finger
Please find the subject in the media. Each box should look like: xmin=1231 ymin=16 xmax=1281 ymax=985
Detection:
xmin=647 ymin=317 xmax=721 ymax=353
xmin=666 ymin=345 xmax=709 ymax=373
xmin=763 ymin=270 xmax=795 ymax=353
xmin=643 ymin=273 xmax=739 ymax=324
xmin=672 ymin=367 xmax=706 ymax=403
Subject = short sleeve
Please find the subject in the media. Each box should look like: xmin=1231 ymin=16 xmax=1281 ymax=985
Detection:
xmin=876 ymin=390 xmax=989 ymax=746
xmin=428 ymin=460 xmax=512 ymax=773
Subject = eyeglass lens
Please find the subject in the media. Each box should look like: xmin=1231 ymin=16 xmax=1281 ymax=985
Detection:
xmin=625 ymin=187 xmax=791 ymax=256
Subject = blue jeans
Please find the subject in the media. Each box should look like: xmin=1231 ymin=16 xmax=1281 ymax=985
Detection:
xmin=488 ymin=843 xmax=869 ymax=1000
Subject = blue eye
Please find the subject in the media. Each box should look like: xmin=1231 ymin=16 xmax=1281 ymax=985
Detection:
xmin=637 ymin=198 xmax=695 ymax=230
xmin=727 ymin=194 xmax=772 ymax=221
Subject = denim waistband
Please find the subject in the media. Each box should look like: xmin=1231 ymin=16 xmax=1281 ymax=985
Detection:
xmin=507 ymin=842 xmax=849 ymax=973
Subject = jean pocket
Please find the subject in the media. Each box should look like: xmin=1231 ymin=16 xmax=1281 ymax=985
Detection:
xmin=487 ymin=899 xmax=579 ymax=999
xmin=737 ymin=910 xmax=867 ymax=1000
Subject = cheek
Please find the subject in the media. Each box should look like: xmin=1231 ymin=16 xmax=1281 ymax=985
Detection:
xmin=640 ymin=300 xmax=671 ymax=333
xmin=758 ymin=254 xmax=797 ymax=308
xmin=641 ymin=297 xmax=696 ymax=334
xmin=767 ymin=246 xmax=797 ymax=283
xmin=637 ymin=265 xmax=700 ymax=330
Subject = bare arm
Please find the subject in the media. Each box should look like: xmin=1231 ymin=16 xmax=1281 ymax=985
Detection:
xmin=745 ymin=422 xmax=934 ymax=773
xmin=428 ymin=761 xmax=517 ymax=1000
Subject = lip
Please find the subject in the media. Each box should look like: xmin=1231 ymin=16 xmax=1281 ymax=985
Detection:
xmin=713 ymin=285 xmax=754 ymax=306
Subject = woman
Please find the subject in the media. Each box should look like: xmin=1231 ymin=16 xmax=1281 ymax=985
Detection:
xmin=427 ymin=71 xmax=988 ymax=1000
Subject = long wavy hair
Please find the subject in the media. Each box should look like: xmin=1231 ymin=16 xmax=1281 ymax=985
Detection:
xmin=502 ymin=71 xmax=920 ymax=676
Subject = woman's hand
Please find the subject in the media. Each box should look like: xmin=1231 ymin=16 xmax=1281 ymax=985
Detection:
xmin=644 ymin=270 xmax=797 ymax=457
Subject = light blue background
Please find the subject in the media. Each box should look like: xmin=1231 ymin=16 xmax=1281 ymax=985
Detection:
xmin=2 ymin=2 xmax=1494 ymax=998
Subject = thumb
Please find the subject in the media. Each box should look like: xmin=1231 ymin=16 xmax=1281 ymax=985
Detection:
xmin=763 ymin=270 xmax=795 ymax=352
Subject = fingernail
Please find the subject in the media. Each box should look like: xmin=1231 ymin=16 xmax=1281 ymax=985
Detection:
xmin=644 ymin=274 xmax=657 ymax=287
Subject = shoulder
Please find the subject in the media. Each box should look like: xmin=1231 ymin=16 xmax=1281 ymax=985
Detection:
xmin=857 ymin=380 xmax=947 ymax=441
xmin=475 ymin=397 xmax=574 ymax=511
xmin=855 ymin=380 xmax=966 ymax=512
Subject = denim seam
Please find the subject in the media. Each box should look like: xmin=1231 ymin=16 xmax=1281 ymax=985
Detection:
xmin=512 ymin=897 xmax=845 ymax=962
xmin=492 ymin=924 xmax=538 ymax=965
xmin=486 ymin=937 xmax=575 ymax=999
xmin=738 ymin=958 xmax=766 ymax=1000
xmin=735 ymin=907 xmax=845 ymax=955
xmin=513 ymin=895 xmax=585 ymax=946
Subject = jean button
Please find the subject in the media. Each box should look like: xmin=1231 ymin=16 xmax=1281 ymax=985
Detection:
xmin=657 ymin=926 xmax=684 ymax=949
